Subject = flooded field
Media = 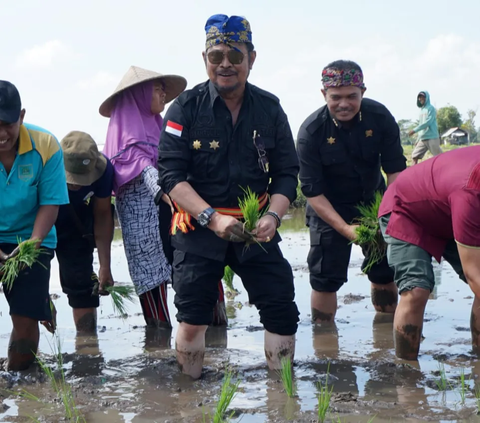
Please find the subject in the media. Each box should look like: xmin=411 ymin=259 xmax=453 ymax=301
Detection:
xmin=0 ymin=208 xmax=480 ymax=422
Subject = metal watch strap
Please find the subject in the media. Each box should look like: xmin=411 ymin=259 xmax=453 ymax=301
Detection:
xmin=265 ymin=211 xmax=281 ymax=228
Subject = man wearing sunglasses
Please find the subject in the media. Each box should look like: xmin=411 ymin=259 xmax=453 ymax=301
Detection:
xmin=297 ymin=60 xmax=407 ymax=324
xmin=158 ymin=14 xmax=299 ymax=379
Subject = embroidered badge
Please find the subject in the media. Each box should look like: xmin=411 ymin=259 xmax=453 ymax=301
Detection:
xmin=209 ymin=140 xmax=219 ymax=150
xmin=193 ymin=140 xmax=202 ymax=150
xmin=365 ymin=130 xmax=373 ymax=137
xmin=327 ymin=137 xmax=336 ymax=145
xmin=18 ymin=164 xmax=33 ymax=181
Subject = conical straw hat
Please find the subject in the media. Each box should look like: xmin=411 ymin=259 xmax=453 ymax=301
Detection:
xmin=99 ymin=65 xmax=187 ymax=117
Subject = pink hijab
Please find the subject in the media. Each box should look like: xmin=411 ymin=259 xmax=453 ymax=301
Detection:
xmin=103 ymin=81 xmax=162 ymax=194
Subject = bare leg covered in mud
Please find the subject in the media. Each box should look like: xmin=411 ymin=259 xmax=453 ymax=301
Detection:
xmin=7 ymin=315 xmax=40 ymax=371
xmin=311 ymin=291 xmax=337 ymax=323
xmin=264 ymin=331 xmax=295 ymax=370
xmin=73 ymin=308 xmax=97 ymax=333
xmin=393 ymin=288 xmax=430 ymax=360
xmin=470 ymin=296 xmax=480 ymax=353
xmin=371 ymin=282 xmax=398 ymax=313
xmin=175 ymin=323 xmax=208 ymax=379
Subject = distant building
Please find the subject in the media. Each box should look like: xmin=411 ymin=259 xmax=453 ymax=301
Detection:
xmin=441 ymin=127 xmax=469 ymax=145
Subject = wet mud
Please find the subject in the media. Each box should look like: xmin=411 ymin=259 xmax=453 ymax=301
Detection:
xmin=0 ymin=209 xmax=479 ymax=422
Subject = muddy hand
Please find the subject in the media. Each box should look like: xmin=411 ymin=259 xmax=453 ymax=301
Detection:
xmin=253 ymin=214 xmax=277 ymax=243
xmin=0 ymin=248 xmax=8 ymax=265
xmin=5 ymin=245 xmax=21 ymax=261
xmin=41 ymin=299 xmax=57 ymax=334
xmin=98 ymin=267 xmax=114 ymax=296
xmin=210 ymin=214 xmax=253 ymax=242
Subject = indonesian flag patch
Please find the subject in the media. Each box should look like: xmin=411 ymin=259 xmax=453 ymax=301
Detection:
xmin=166 ymin=120 xmax=183 ymax=137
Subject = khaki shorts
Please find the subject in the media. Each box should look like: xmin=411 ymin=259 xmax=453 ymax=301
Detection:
xmin=379 ymin=214 xmax=465 ymax=294
xmin=412 ymin=137 xmax=443 ymax=160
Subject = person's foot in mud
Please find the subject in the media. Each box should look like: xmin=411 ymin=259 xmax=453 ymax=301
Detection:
xmin=175 ymin=322 xmax=208 ymax=379
xmin=264 ymin=331 xmax=295 ymax=370
xmin=393 ymin=288 xmax=429 ymax=360
xmin=311 ymin=291 xmax=336 ymax=323
xmin=371 ymin=282 xmax=398 ymax=313
xmin=74 ymin=309 xmax=97 ymax=334
xmin=7 ymin=315 xmax=40 ymax=371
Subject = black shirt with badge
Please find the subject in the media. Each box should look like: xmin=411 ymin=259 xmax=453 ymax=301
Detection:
xmin=158 ymin=80 xmax=299 ymax=261
xmin=297 ymin=98 xmax=407 ymax=220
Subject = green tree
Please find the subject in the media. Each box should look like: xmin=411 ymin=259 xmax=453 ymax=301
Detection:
xmin=436 ymin=105 xmax=462 ymax=136
xmin=462 ymin=109 xmax=477 ymax=143
xmin=397 ymin=119 xmax=416 ymax=145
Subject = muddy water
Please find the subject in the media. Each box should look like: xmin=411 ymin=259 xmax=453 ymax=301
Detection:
xmin=1 ymin=209 xmax=480 ymax=422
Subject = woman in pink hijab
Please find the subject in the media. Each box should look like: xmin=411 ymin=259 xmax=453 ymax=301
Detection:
xmin=100 ymin=66 xmax=187 ymax=328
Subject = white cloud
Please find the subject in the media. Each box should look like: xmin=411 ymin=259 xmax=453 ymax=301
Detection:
xmin=15 ymin=40 xmax=74 ymax=70
xmin=76 ymin=71 xmax=120 ymax=90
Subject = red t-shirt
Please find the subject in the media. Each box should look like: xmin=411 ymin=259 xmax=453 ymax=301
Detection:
xmin=379 ymin=146 xmax=480 ymax=262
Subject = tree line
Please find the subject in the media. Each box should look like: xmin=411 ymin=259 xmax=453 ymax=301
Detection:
xmin=398 ymin=106 xmax=478 ymax=145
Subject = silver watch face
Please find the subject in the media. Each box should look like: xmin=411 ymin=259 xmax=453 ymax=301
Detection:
xmin=198 ymin=212 xmax=209 ymax=227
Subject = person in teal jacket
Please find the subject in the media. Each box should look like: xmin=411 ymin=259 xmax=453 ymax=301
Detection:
xmin=408 ymin=91 xmax=443 ymax=164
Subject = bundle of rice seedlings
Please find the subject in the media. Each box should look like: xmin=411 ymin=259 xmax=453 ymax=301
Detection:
xmin=105 ymin=285 xmax=136 ymax=319
xmin=0 ymin=238 xmax=45 ymax=292
xmin=238 ymin=186 xmax=268 ymax=252
xmin=223 ymin=266 xmax=239 ymax=298
xmin=353 ymin=192 xmax=386 ymax=273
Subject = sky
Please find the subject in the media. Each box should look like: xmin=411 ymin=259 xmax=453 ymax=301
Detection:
xmin=3 ymin=0 xmax=480 ymax=147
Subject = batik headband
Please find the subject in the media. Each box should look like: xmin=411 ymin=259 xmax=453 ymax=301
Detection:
xmin=322 ymin=68 xmax=365 ymax=89
xmin=205 ymin=14 xmax=252 ymax=50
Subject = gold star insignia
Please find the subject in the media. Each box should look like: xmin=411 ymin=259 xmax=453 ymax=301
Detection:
xmin=365 ymin=130 xmax=373 ymax=137
xmin=327 ymin=137 xmax=336 ymax=145
xmin=193 ymin=140 xmax=201 ymax=150
xmin=210 ymin=140 xmax=220 ymax=150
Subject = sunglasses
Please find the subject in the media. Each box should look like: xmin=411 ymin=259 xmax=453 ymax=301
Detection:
xmin=207 ymin=49 xmax=245 ymax=65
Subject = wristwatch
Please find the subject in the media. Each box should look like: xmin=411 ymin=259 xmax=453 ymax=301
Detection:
xmin=197 ymin=207 xmax=216 ymax=228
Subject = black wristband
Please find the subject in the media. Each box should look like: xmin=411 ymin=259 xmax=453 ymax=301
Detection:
xmin=265 ymin=211 xmax=281 ymax=228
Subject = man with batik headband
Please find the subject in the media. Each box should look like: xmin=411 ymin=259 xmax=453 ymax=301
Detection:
xmin=158 ymin=14 xmax=300 ymax=379
xmin=297 ymin=60 xmax=407 ymax=323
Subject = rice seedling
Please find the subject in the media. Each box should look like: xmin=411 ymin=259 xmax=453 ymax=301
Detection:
xmin=105 ymin=284 xmax=136 ymax=318
xmin=435 ymin=362 xmax=449 ymax=391
xmin=212 ymin=368 xmax=241 ymax=423
xmin=456 ymin=367 xmax=468 ymax=405
xmin=238 ymin=186 xmax=268 ymax=253
xmin=0 ymin=238 xmax=45 ymax=292
xmin=36 ymin=334 xmax=86 ymax=422
xmin=353 ymin=192 xmax=386 ymax=273
xmin=317 ymin=362 xmax=333 ymax=423
xmin=239 ymin=186 xmax=267 ymax=233
xmin=279 ymin=356 xmax=297 ymax=397
xmin=223 ymin=266 xmax=238 ymax=295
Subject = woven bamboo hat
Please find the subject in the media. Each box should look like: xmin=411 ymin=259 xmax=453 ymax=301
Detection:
xmin=99 ymin=65 xmax=187 ymax=117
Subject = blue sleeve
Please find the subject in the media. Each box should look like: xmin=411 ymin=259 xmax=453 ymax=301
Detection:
xmin=38 ymin=148 xmax=69 ymax=206
xmin=414 ymin=108 xmax=435 ymax=132
xmin=93 ymin=158 xmax=114 ymax=198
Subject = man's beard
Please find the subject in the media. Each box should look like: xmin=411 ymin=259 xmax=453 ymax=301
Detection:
xmin=213 ymin=81 xmax=241 ymax=94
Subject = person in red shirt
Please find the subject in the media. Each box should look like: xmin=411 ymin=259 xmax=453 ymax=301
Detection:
xmin=379 ymin=146 xmax=480 ymax=360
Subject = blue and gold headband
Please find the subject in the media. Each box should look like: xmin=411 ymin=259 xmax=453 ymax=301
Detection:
xmin=205 ymin=14 xmax=252 ymax=50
